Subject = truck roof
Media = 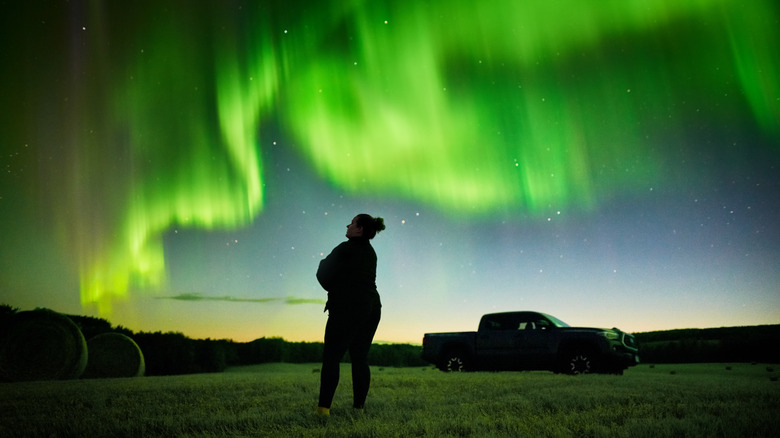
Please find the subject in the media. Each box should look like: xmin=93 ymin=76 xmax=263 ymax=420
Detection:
xmin=481 ymin=311 xmax=571 ymax=328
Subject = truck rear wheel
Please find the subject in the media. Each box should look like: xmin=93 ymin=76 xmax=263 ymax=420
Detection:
xmin=439 ymin=350 xmax=469 ymax=372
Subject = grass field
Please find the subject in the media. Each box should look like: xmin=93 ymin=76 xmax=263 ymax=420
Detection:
xmin=1 ymin=362 xmax=778 ymax=437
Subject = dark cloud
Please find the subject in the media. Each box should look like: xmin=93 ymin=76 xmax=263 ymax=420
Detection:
xmin=160 ymin=293 xmax=324 ymax=305
xmin=285 ymin=297 xmax=327 ymax=305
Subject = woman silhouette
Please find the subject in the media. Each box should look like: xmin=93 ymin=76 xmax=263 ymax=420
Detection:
xmin=315 ymin=214 xmax=385 ymax=416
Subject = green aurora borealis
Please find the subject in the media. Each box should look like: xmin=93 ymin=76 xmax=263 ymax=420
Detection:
xmin=1 ymin=0 xmax=778 ymax=341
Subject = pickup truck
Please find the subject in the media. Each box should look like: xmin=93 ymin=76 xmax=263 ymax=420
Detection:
xmin=421 ymin=311 xmax=639 ymax=374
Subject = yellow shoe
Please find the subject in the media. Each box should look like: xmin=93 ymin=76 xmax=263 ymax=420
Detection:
xmin=315 ymin=406 xmax=330 ymax=417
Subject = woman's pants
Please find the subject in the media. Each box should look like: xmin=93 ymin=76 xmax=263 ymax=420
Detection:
xmin=318 ymin=303 xmax=381 ymax=409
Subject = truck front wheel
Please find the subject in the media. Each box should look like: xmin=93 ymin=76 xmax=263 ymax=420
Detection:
xmin=560 ymin=349 xmax=598 ymax=374
xmin=439 ymin=350 xmax=469 ymax=372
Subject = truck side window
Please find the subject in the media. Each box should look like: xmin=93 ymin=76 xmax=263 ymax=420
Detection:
xmin=484 ymin=318 xmax=502 ymax=330
xmin=485 ymin=316 xmax=515 ymax=330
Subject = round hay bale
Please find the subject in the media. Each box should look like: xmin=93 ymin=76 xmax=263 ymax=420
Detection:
xmin=0 ymin=309 xmax=88 ymax=382
xmin=83 ymin=332 xmax=145 ymax=378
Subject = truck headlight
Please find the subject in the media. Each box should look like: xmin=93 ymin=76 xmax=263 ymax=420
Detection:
xmin=600 ymin=330 xmax=619 ymax=340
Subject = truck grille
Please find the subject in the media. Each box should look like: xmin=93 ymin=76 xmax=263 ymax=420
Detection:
xmin=622 ymin=333 xmax=638 ymax=350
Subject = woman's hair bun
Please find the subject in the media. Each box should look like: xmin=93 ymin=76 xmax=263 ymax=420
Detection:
xmin=373 ymin=217 xmax=386 ymax=233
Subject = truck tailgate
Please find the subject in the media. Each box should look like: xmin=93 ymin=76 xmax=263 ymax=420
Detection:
xmin=421 ymin=331 xmax=477 ymax=363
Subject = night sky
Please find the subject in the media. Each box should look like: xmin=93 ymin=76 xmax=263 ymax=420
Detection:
xmin=1 ymin=0 xmax=778 ymax=343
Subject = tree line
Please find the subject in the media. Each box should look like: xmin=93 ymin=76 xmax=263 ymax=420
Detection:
xmin=0 ymin=305 xmax=427 ymax=376
xmin=633 ymin=325 xmax=780 ymax=364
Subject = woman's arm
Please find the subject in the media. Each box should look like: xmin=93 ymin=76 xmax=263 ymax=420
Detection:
xmin=316 ymin=242 xmax=347 ymax=291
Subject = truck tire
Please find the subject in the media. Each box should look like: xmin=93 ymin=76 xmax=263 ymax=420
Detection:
xmin=439 ymin=350 xmax=469 ymax=372
xmin=560 ymin=349 xmax=598 ymax=374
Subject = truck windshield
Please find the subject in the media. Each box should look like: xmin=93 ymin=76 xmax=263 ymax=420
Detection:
xmin=545 ymin=314 xmax=570 ymax=328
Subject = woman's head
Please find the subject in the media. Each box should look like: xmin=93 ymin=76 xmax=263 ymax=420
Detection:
xmin=346 ymin=214 xmax=386 ymax=240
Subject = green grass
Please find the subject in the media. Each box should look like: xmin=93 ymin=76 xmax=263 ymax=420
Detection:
xmin=1 ymin=363 xmax=778 ymax=437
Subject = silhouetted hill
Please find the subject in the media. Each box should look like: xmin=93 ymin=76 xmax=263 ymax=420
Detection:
xmin=634 ymin=325 xmax=780 ymax=364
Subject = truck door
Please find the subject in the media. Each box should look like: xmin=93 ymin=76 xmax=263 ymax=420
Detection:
xmin=513 ymin=321 xmax=552 ymax=366
xmin=475 ymin=314 xmax=523 ymax=370
xmin=483 ymin=317 xmax=553 ymax=370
